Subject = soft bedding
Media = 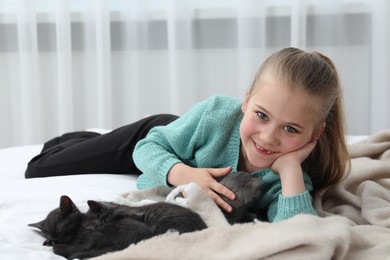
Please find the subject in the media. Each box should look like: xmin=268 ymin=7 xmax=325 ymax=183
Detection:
xmin=1 ymin=132 xmax=389 ymax=259
xmin=0 ymin=144 xmax=138 ymax=260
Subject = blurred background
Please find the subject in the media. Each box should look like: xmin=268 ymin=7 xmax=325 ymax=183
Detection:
xmin=0 ymin=0 xmax=389 ymax=148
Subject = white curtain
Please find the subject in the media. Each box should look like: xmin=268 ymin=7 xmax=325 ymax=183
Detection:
xmin=0 ymin=0 xmax=389 ymax=148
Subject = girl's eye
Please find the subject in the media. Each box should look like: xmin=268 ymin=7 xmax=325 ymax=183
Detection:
xmin=257 ymin=112 xmax=268 ymax=121
xmin=284 ymin=126 xmax=298 ymax=133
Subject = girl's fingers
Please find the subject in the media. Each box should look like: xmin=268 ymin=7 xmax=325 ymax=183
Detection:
xmin=210 ymin=181 xmax=235 ymax=200
xmin=299 ymin=140 xmax=317 ymax=159
xmin=208 ymin=180 xmax=235 ymax=212
xmin=208 ymin=166 xmax=232 ymax=178
xmin=208 ymin=190 xmax=233 ymax=213
xmin=193 ymin=167 xmax=236 ymax=212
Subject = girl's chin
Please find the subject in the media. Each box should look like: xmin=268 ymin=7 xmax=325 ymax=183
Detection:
xmin=247 ymin=159 xmax=274 ymax=171
xmin=244 ymin=147 xmax=281 ymax=171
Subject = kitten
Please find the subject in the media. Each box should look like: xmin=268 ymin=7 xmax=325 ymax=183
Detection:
xmin=28 ymin=195 xmax=83 ymax=246
xmin=28 ymin=171 xmax=261 ymax=258
xmin=86 ymin=200 xmax=208 ymax=235
xmin=29 ymin=195 xmax=207 ymax=259
xmin=218 ymin=171 xmax=262 ymax=224
xmin=51 ymin=200 xmax=156 ymax=259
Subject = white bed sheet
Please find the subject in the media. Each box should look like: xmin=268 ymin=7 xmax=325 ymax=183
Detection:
xmin=0 ymin=135 xmax=368 ymax=259
xmin=0 ymin=144 xmax=138 ymax=260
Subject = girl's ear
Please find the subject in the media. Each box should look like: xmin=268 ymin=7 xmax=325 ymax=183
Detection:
xmin=241 ymin=91 xmax=250 ymax=113
xmin=314 ymin=122 xmax=326 ymax=140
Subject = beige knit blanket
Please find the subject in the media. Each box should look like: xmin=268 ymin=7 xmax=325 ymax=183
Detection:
xmin=93 ymin=130 xmax=390 ymax=260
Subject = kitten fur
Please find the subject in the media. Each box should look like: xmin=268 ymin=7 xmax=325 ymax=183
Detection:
xmin=219 ymin=171 xmax=262 ymax=224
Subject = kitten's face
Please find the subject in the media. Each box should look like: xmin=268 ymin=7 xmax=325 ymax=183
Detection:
xmin=28 ymin=195 xmax=83 ymax=245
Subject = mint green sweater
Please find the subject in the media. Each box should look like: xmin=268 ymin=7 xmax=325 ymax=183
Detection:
xmin=133 ymin=95 xmax=317 ymax=222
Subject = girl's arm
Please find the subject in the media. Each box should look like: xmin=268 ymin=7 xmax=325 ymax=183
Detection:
xmin=266 ymin=140 xmax=318 ymax=222
xmin=133 ymin=97 xmax=236 ymax=211
xmin=271 ymin=140 xmax=317 ymax=196
xmin=262 ymin=172 xmax=317 ymax=222
xmin=133 ymin=100 xmax=207 ymax=187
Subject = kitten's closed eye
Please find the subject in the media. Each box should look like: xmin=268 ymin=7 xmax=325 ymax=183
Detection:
xmin=43 ymin=239 xmax=55 ymax=246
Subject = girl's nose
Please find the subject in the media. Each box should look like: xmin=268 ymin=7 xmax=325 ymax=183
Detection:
xmin=260 ymin=126 xmax=279 ymax=146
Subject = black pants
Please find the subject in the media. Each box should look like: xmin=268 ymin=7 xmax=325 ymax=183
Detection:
xmin=25 ymin=114 xmax=179 ymax=178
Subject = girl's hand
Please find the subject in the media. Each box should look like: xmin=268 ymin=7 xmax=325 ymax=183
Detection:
xmin=271 ymin=139 xmax=317 ymax=174
xmin=270 ymin=140 xmax=317 ymax=196
xmin=168 ymin=164 xmax=236 ymax=212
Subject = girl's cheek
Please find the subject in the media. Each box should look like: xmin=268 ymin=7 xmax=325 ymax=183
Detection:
xmin=240 ymin=117 xmax=255 ymax=137
xmin=281 ymin=138 xmax=306 ymax=153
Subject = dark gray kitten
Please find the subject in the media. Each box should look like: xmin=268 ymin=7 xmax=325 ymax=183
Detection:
xmin=219 ymin=171 xmax=262 ymax=224
xmin=29 ymin=196 xmax=207 ymax=259
xmin=28 ymin=171 xmax=262 ymax=259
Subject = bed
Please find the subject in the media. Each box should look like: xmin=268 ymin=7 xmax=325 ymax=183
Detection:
xmin=1 ymin=131 xmax=389 ymax=259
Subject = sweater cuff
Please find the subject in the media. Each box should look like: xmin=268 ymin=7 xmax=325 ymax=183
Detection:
xmin=136 ymin=158 xmax=181 ymax=189
xmin=274 ymin=191 xmax=317 ymax=222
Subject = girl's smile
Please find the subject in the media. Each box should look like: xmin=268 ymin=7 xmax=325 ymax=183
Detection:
xmin=253 ymin=140 xmax=278 ymax=156
xmin=239 ymin=71 xmax=325 ymax=173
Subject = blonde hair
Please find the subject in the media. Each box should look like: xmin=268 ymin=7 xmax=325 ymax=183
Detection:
xmin=250 ymin=47 xmax=350 ymax=192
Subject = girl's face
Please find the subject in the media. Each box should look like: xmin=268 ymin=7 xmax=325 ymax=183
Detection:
xmin=239 ymin=71 xmax=325 ymax=173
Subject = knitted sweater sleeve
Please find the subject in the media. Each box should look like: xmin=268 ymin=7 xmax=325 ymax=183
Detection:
xmin=260 ymin=171 xmax=317 ymax=222
xmin=133 ymin=99 xmax=208 ymax=189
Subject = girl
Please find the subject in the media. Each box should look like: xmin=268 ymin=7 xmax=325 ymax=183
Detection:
xmin=25 ymin=47 xmax=350 ymax=222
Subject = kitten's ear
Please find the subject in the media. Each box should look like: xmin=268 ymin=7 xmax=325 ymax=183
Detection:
xmin=60 ymin=195 xmax=76 ymax=215
xmin=87 ymin=200 xmax=103 ymax=213
xmin=28 ymin=219 xmax=45 ymax=230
